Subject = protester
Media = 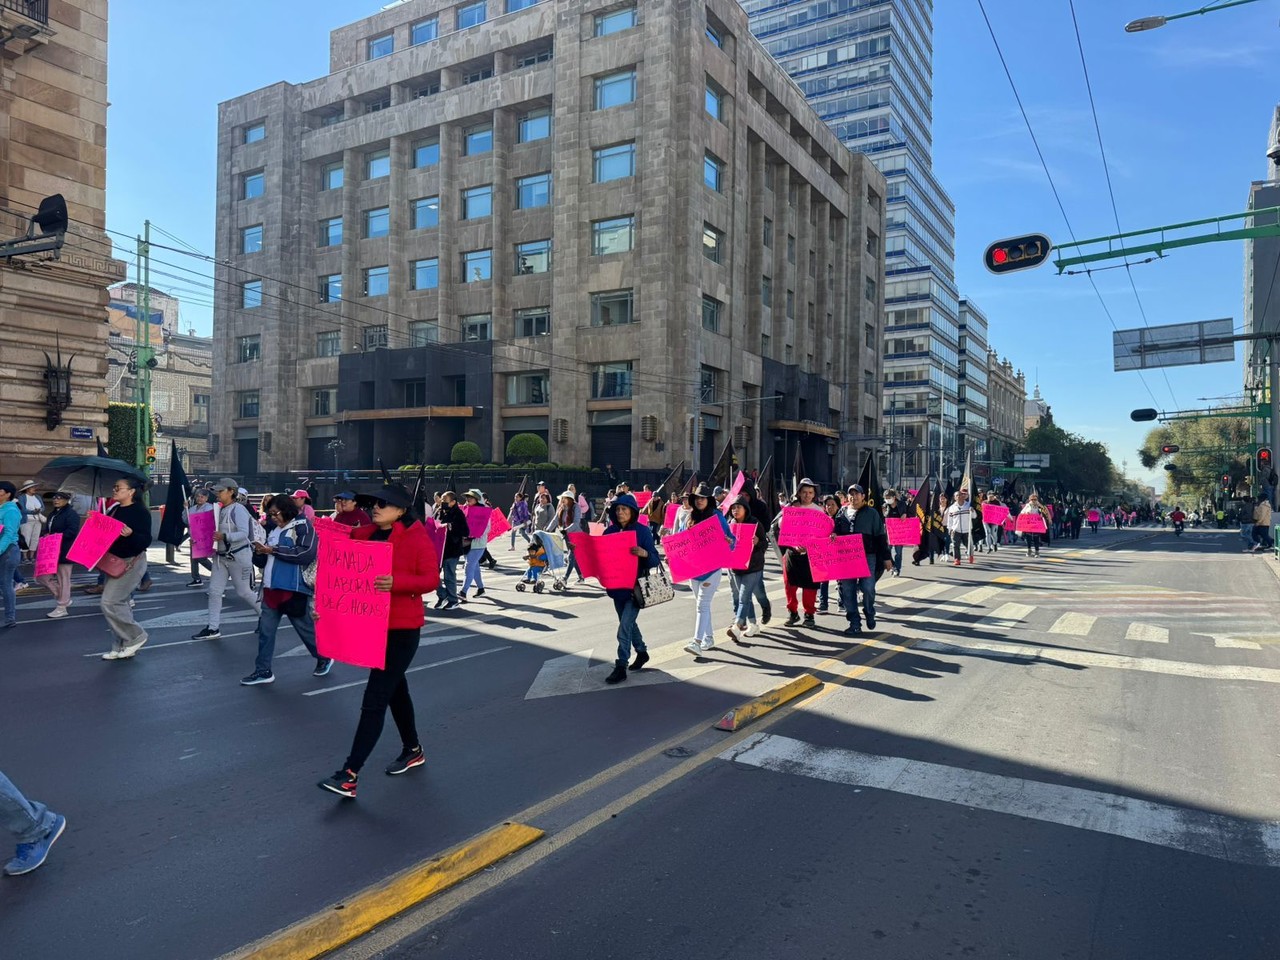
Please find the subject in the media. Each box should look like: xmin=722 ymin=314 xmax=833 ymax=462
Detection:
xmin=0 ymin=769 xmax=66 ymax=876
xmin=459 ymin=489 xmax=490 ymax=599
xmin=433 ymin=491 xmax=468 ymax=609
xmin=291 ymin=489 xmax=317 ymax=523
xmin=36 ymin=491 xmax=80 ymax=619
xmin=982 ymin=491 xmax=1004 ymax=552
xmin=16 ymin=480 xmax=44 ymax=563
xmin=681 ymin=483 xmax=735 ymax=655
xmin=726 ymin=496 xmax=768 ymax=643
xmin=602 ymin=492 xmax=658 ymax=684
xmin=332 ymin=491 xmax=370 ymax=527
xmin=184 ymin=487 xmax=215 ymax=587
xmin=816 ymin=494 xmax=840 ymax=611
xmin=882 ymin=488 xmax=906 ymax=575
xmin=532 ymin=491 xmax=556 ymax=532
xmin=834 ymin=484 xmax=892 ymax=635
xmin=192 ymin=478 xmax=262 ymax=641
xmin=551 ymin=491 xmax=585 ymax=582
xmin=318 ymin=485 xmax=440 ymax=799
xmin=742 ymin=482 xmax=775 ymax=622
xmin=0 ymin=482 xmax=22 ymax=629
xmin=1020 ymin=494 xmax=1050 ymax=558
xmin=1251 ymin=495 xmax=1273 ymax=552
xmin=508 ymin=491 xmax=532 ymax=549
xmin=771 ymin=478 xmax=823 ymax=627
xmin=100 ymin=476 xmax=154 ymax=660
xmin=945 ymin=488 xmax=975 ymax=566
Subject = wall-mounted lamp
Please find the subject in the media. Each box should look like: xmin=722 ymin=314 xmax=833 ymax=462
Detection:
xmin=43 ymin=334 xmax=74 ymax=430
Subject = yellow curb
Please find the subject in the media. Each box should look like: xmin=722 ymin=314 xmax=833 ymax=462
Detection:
xmin=229 ymin=822 xmax=544 ymax=960
xmin=714 ymin=674 xmax=822 ymax=731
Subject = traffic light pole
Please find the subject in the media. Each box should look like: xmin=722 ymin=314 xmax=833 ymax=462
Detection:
xmin=134 ymin=221 xmax=154 ymax=474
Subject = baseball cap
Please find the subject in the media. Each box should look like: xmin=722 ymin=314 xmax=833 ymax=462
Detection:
xmin=847 ymin=484 xmax=866 ymax=494
xmin=334 ymin=490 xmax=357 ymax=500
xmin=212 ymin=477 xmax=238 ymax=493
xmin=290 ymin=488 xmax=312 ymax=501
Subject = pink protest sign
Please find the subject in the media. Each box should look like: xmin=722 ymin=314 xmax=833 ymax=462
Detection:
xmin=808 ymin=535 xmax=872 ymax=581
xmin=313 ymin=516 xmax=352 ymax=541
xmin=886 ymin=517 xmax=922 ymax=546
xmin=464 ymin=505 xmax=494 ymax=539
xmin=981 ymin=504 xmax=1010 ymax=525
xmin=315 ymin=537 xmax=392 ymax=670
xmin=1087 ymin=510 xmax=1101 ymax=523
xmin=565 ymin=530 xmax=637 ymax=589
xmin=719 ymin=473 xmax=746 ymax=514
xmin=633 ymin=491 xmax=653 ymax=510
xmin=487 ymin=509 xmax=511 ymax=543
xmin=727 ymin=522 xmax=757 ymax=570
xmin=777 ymin=507 xmax=834 ymax=548
xmin=34 ymin=534 xmax=62 ymax=577
xmin=662 ymin=516 xmax=735 ymax=583
xmin=1015 ymin=512 xmax=1047 ymax=534
xmin=664 ymin=503 xmax=679 ymax=530
xmin=189 ymin=509 xmax=216 ymax=558
xmin=67 ymin=511 xmax=126 ymax=570
xmin=423 ymin=518 xmax=447 ymax=565
xmin=588 ymin=522 xmax=605 ymax=536
xmin=1002 ymin=515 xmax=1017 ymax=531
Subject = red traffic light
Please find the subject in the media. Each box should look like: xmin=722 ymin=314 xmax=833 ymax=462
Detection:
xmin=1222 ymin=474 xmax=1231 ymax=488
xmin=984 ymin=234 xmax=1053 ymax=275
xmin=1258 ymin=448 xmax=1272 ymax=470
xmin=992 ymin=248 xmax=1009 ymax=265
xmin=1160 ymin=444 xmax=1179 ymax=454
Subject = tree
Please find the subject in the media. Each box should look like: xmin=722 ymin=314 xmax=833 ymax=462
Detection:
xmin=450 ymin=441 xmax=483 ymax=464
xmin=1139 ymin=410 xmax=1252 ymax=499
xmin=1022 ymin=423 xmax=1114 ymax=496
xmin=505 ymin=433 xmax=548 ymax=464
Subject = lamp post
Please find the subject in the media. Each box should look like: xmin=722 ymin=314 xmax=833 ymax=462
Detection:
xmin=327 ymin=438 xmax=345 ymax=474
xmin=1125 ymin=0 xmax=1262 ymax=31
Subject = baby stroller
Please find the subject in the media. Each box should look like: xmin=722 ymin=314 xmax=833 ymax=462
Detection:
xmin=516 ymin=530 xmax=570 ymax=593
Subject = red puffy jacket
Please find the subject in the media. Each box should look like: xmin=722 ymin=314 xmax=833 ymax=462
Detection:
xmin=350 ymin=520 xmax=440 ymax=630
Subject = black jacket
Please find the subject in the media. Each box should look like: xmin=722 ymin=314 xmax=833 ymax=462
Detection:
xmin=44 ymin=505 xmax=81 ymax=563
xmin=437 ymin=503 xmax=471 ymax=559
xmin=834 ymin=506 xmax=891 ymax=569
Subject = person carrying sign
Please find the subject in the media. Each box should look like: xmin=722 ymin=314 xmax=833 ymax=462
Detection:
xmin=1020 ymin=494 xmax=1050 ymax=558
xmin=944 ymin=488 xmax=976 ymax=566
xmin=432 ymin=491 xmax=469 ymax=609
xmin=36 ymin=491 xmax=80 ymax=619
xmin=680 ymin=484 xmax=735 ymax=656
xmin=769 ymin=478 xmax=824 ymax=628
xmin=601 ymin=492 xmax=658 ymax=684
xmin=192 ymin=478 xmax=262 ymax=641
xmin=834 ymin=484 xmax=892 ymax=636
xmin=319 ymin=485 xmax=441 ymax=799
xmin=726 ymin=496 xmax=769 ymax=643
xmin=100 ymin=476 xmax=154 ymax=660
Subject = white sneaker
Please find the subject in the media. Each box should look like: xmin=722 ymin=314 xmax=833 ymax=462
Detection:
xmin=684 ymin=639 xmax=703 ymax=656
xmin=101 ymin=648 xmax=123 ymax=661
xmin=744 ymin=621 xmax=762 ymax=637
xmin=699 ymin=638 xmax=716 ymax=651
xmin=128 ymin=599 xmax=135 ymax=608
xmin=46 ymin=606 xmax=68 ymax=619
xmin=117 ymin=637 xmax=148 ymax=659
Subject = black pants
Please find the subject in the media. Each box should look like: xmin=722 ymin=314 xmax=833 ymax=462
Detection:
xmin=344 ymin=628 xmax=421 ymax=773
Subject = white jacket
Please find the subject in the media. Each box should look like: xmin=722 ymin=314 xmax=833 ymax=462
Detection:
xmin=944 ymin=501 xmax=974 ymax=535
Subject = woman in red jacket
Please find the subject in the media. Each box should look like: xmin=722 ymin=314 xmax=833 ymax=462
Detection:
xmin=319 ymin=485 xmax=440 ymax=799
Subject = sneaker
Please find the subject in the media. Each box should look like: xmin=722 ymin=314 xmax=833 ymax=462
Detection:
xmin=192 ymin=627 xmax=221 ymax=640
xmin=474 ymin=588 xmax=486 ymax=598
xmin=969 ymin=555 xmax=975 ymax=564
xmin=313 ymin=659 xmax=334 ymax=677
xmin=817 ymin=604 xmax=829 ymax=613
xmin=186 ymin=579 xmax=204 ymax=588
xmin=385 ymin=746 xmax=425 ymax=776
xmin=699 ymin=638 xmax=716 ymax=652
xmin=785 ymin=611 xmax=800 ymax=627
xmin=83 ymin=584 xmax=104 ymax=595
xmin=953 ymin=560 xmax=962 ymax=567
xmin=318 ymin=768 xmax=358 ymax=798
xmin=443 ymin=600 xmax=461 ymax=610
xmin=458 ymin=592 xmax=468 ymax=603
xmin=45 ymin=606 xmax=68 ymax=619
xmin=240 ymin=670 xmax=275 ymax=686
xmin=128 ymin=599 xmax=135 ymax=609
xmin=760 ymin=606 xmax=772 ymax=625
xmin=629 ymin=650 xmax=650 ymax=671
xmin=101 ymin=644 xmax=123 ymax=661
xmin=844 ymin=623 xmax=862 ymax=636
xmin=744 ymin=621 xmax=762 ymax=637
xmin=802 ymin=614 xmax=816 ymax=628
xmin=4 ymin=814 xmax=66 ymax=876
xmin=866 ymin=617 xmax=877 ymax=630
xmin=117 ymin=637 xmax=147 ymax=658
xmin=684 ymin=639 xmax=704 ymax=656
xmin=727 ymin=623 xmax=744 ymax=643
xmin=433 ymin=597 xmax=446 ymax=609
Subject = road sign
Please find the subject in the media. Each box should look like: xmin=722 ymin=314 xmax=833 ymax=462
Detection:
xmin=1014 ymin=454 xmax=1051 ymax=468
xmin=1113 ymin=318 xmax=1234 ymax=372
xmin=70 ymin=427 xmax=93 ymax=439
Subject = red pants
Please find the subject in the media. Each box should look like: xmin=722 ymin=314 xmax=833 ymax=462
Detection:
xmin=783 ymin=569 xmax=817 ymax=614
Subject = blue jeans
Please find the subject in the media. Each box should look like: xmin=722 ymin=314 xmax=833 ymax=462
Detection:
xmin=510 ymin=524 xmax=531 ymax=549
xmin=818 ymin=581 xmax=830 ymax=608
xmin=524 ymin=566 xmax=542 ymax=582
xmin=254 ymin=602 xmax=320 ymax=674
xmin=0 ymin=544 xmax=18 ymax=625
xmin=751 ymin=575 xmax=771 ymax=614
xmin=462 ymin=545 xmax=486 ymax=593
xmin=729 ymin=570 xmax=763 ymax=625
xmin=0 ymin=769 xmax=57 ymax=845
xmin=1240 ymin=523 xmax=1255 ymax=547
xmin=838 ymin=574 xmax=877 ymax=628
xmin=892 ymin=545 xmax=903 ymax=573
xmin=436 ymin=556 xmax=461 ymax=603
xmin=612 ymin=593 xmax=645 ymax=663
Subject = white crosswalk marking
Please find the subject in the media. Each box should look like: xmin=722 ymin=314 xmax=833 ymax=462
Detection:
xmin=954 ymin=586 xmax=1002 ymax=606
xmin=1125 ymin=623 xmax=1169 ymax=643
xmin=1048 ymin=612 xmax=1096 ymax=636
xmin=1211 ymin=636 xmax=1264 ymax=650
xmin=900 ymin=582 xmax=952 ymax=600
xmin=986 ymin=602 xmax=1034 ymax=628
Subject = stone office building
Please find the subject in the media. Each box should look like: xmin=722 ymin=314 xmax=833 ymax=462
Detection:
xmin=211 ymin=0 xmax=886 ymax=482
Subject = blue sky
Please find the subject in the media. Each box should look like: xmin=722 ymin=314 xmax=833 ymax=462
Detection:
xmin=105 ymin=1 xmax=1279 ymax=491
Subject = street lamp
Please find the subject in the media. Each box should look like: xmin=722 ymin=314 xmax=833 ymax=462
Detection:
xmin=326 ymin=438 xmax=346 ymax=473
xmin=1125 ymin=0 xmax=1263 ymax=32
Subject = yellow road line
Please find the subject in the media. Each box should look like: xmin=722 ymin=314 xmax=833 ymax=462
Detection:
xmin=714 ymin=674 xmax=821 ymax=730
xmin=993 ymin=575 xmax=1021 ymax=584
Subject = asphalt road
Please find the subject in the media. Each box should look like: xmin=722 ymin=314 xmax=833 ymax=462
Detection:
xmin=5 ymin=525 xmax=1278 ymax=960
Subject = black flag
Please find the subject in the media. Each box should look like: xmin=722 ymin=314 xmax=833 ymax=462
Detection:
xmin=96 ymin=436 xmax=109 ymax=458
xmin=656 ymin=460 xmax=685 ymax=497
xmin=708 ymin=438 xmax=736 ymax=489
xmin=856 ymin=452 xmax=884 ymax=512
xmin=790 ymin=443 xmax=806 ymax=496
xmin=158 ymin=440 xmax=191 ymax=547
xmin=412 ymin=464 xmax=428 ymax=508
xmin=680 ymin=472 xmax=698 ymax=496
xmin=908 ymin=476 xmax=932 ymax=524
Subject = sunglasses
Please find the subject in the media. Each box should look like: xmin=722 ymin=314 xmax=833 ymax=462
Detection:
xmin=372 ymin=498 xmax=398 ymax=510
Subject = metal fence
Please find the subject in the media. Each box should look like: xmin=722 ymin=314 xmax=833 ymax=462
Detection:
xmin=1 ymin=0 xmax=49 ymax=25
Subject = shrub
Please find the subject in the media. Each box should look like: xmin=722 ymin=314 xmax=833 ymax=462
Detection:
xmin=107 ymin=402 xmax=146 ymax=464
xmin=450 ymin=441 xmax=483 ymax=464
xmin=505 ymin=433 xmax=549 ymax=463
xmin=535 ymin=462 xmax=557 ymax=471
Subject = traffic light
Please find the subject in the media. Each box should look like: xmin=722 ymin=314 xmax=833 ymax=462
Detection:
xmin=1160 ymin=444 xmax=1180 ymax=455
xmin=1163 ymin=464 xmax=1177 ymax=471
xmin=146 ymin=445 xmax=157 ymax=464
xmin=1221 ymin=473 xmax=1231 ymax=490
xmin=1130 ymin=408 xmax=1159 ymax=422
xmin=983 ymin=234 xmax=1052 ymax=275
xmin=1258 ymin=447 xmax=1272 ymax=473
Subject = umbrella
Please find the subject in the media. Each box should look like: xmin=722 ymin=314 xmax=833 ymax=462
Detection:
xmin=36 ymin=455 xmax=147 ymax=500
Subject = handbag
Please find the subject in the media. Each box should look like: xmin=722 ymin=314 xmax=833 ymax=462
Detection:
xmin=96 ymin=552 xmax=129 ymax=578
xmin=632 ymin=561 xmax=675 ymax=609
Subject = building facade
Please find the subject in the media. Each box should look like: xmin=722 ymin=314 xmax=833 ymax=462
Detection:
xmin=957 ymin=298 xmax=991 ymax=483
xmin=1244 ymin=103 xmax=1280 ymax=409
xmin=0 ymin=0 xmax=124 ymax=476
xmin=986 ymin=353 xmax=1025 ymax=465
xmin=210 ymin=0 xmax=886 ymax=484
xmin=1024 ymin=383 xmax=1052 ymax=433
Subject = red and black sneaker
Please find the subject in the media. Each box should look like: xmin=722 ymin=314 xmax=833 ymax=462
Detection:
xmin=385 ymin=746 xmax=425 ymax=776
xmin=318 ymin=768 xmax=358 ymax=798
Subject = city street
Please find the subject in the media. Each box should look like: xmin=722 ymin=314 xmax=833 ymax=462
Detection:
xmin=5 ymin=526 xmax=1279 ymax=959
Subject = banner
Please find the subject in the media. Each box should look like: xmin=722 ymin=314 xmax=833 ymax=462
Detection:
xmin=423 ymin=518 xmax=447 ymax=565
xmin=314 ymin=537 xmax=392 ymax=670
xmin=487 ymin=509 xmax=511 ymax=543
xmin=565 ymin=530 xmax=638 ymax=589
xmin=719 ymin=472 xmax=746 ymax=514
xmin=588 ymin=522 xmax=605 ymax=536
xmin=1015 ymin=512 xmax=1048 ymax=534
xmin=662 ymin=516 xmax=735 ymax=583
xmin=777 ymin=507 xmax=833 ymax=548
xmin=67 ymin=511 xmax=126 ymax=571
xmin=1087 ymin=509 xmax=1101 ymax=523
xmin=808 ymin=535 xmax=871 ymax=581
xmin=981 ymin=504 xmax=1010 ymax=525
xmin=727 ymin=522 xmax=757 ymax=570
xmin=664 ymin=503 xmax=680 ymax=530
xmin=189 ymin=510 xmax=216 ymax=558
xmin=885 ymin=517 xmax=922 ymax=546
xmin=313 ymin=516 xmax=353 ymax=541
xmin=633 ymin=491 xmax=653 ymax=510
xmin=34 ymin=534 xmax=62 ymax=577
xmin=464 ymin=504 xmax=494 ymax=539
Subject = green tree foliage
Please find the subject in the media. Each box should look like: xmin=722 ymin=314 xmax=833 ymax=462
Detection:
xmin=1022 ymin=423 xmax=1115 ymax=496
xmin=450 ymin=440 xmax=484 ymax=465
xmin=505 ymin=433 xmax=548 ymax=464
xmin=1139 ymin=411 xmax=1252 ymax=499
xmin=107 ymin=402 xmax=144 ymax=464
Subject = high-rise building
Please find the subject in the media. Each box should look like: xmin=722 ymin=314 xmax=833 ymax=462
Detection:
xmin=211 ymin=0 xmax=887 ymax=483
xmin=957 ymin=298 xmax=991 ymax=483
xmin=741 ymin=0 xmax=995 ymax=482
xmin=1244 ymin=104 xmax=1280 ymax=406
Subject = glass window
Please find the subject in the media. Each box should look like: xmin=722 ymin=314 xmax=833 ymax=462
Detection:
xmin=519 ymin=109 xmax=551 ymax=143
xmin=320 ymin=217 xmax=342 ymax=247
xmin=515 ymin=239 xmax=551 ymax=274
xmin=411 ymin=18 xmax=438 ymax=44
xmin=515 ymin=307 xmax=550 ymax=337
xmin=514 ymin=46 xmax=553 ymax=68
xmin=403 ymin=380 xmax=427 ymax=407
xmin=368 ymin=34 xmax=394 ymax=59
xmin=702 ymin=223 xmax=723 ymax=264
xmin=762 ymin=217 xmax=772 ymax=247
xmin=705 ymin=80 xmax=724 ymax=121
xmin=238 ymin=335 xmax=261 ymax=362
xmin=365 ymin=207 xmax=390 ymax=238
xmin=414 ymin=81 xmax=440 ymax=99
xmin=591 ymin=361 xmax=633 ymax=399
xmin=366 ymin=150 xmax=390 ymax=180
xmin=592 ymin=215 xmax=634 ymax=255
xmin=241 ymin=224 xmax=263 ymax=254
xmin=761 ymin=275 xmax=772 ymax=307
xmin=322 ymin=162 xmax=343 ymax=191
xmin=241 ymin=281 xmax=262 ymax=309
xmin=363 ymin=266 xmax=389 ymax=297
xmin=242 ymin=171 xmax=264 ymax=200
xmin=365 ymin=95 xmax=392 ymax=115
xmin=464 ymin=125 xmax=493 ymax=155
xmin=866 ymin=229 xmax=879 ymax=256
xmin=786 ymin=290 xmax=794 ymax=318
xmin=703 ymin=151 xmax=724 ymax=192
xmin=462 ymin=185 xmax=492 ymax=219
xmin=313 ymin=388 xmax=337 ymax=417
xmin=319 ymin=274 xmax=342 ymax=303
xmin=363 ymin=325 xmax=389 ymax=350
xmin=865 ymin=277 xmax=877 ymax=302
xmin=516 ymin=172 xmax=551 ymax=209
xmin=412 ymin=258 xmax=439 ymax=290
xmin=593 ymin=142 xmax=635 ymax=182
xmin=594 ymin=70 xmax=636 ymax=110
xmin=594 ymin=7 xmax=636 ymax=36
xmin=705 ymin=22 xmax=724 ymax=48
xmin=700 ymin=365 xmax=718 ymax=403
xmin=701 ymin=295 xmax=721 ymax=333
xmin=238 ymin=391 xmax=259 ymax=419
xmin=507 ymin=0 xmax=540 ymax=10
xmin=409 ymin=320 xmax=440 ymax=345
xmin=590 ymin=289 xmax=634 ymax=326
xmin=316 ymin=330 xmax=341 ymax=357
xmin=462 ymin=249 xmax=492 ymax=282
xmin=413 ymin=139 xmax=439 ymax=168
xmin=458 ymin=2 xmax=486 ymax=29
xmin=507 ymin=371 xmax=550 ymax=404
xmin=462 ymin=66 xmax=493 ymax=84
xmin=412 ymin=196 xmax=439 ymax=229
xmin=192 ymin=393 xmax=210 ymax=423
xmin=320 ymin=110 xmax=343 ymax=127
xmin=243 ymin=123 xmax=265 ymax=144
xmin=787 ymin=234 xmax=795 ymax=264
xmin=462 ymin=314 xmax=492 ymax=341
